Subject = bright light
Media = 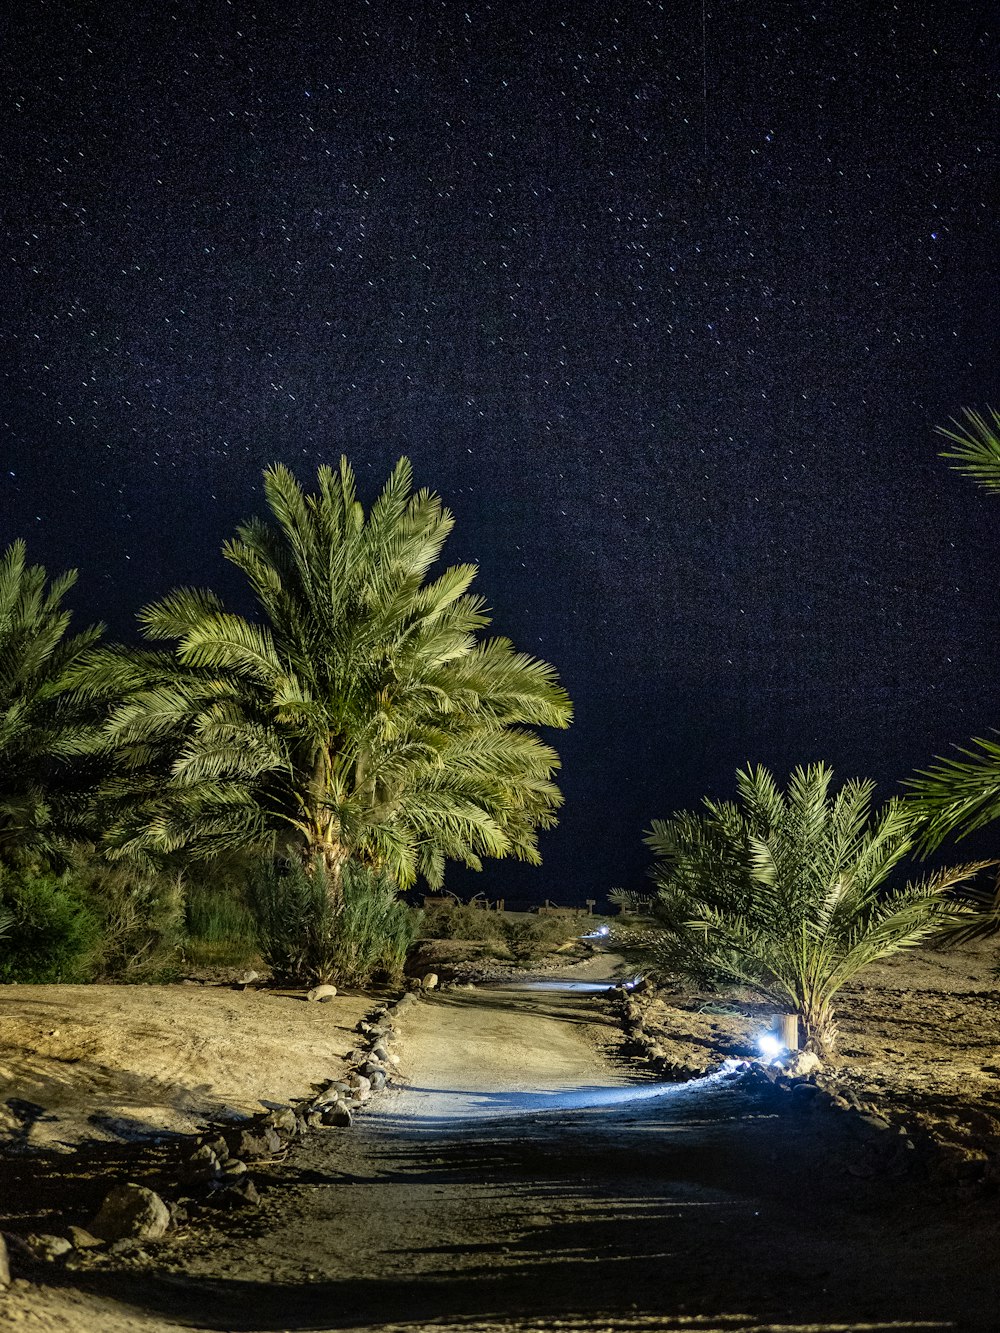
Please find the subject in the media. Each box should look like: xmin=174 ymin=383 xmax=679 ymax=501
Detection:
xmin=757 ymin=1032 xmax=784 ymax=1060
xmin=598 ymin=924 xmax=610 ymax=936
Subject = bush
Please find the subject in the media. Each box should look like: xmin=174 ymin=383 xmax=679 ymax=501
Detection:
xmin=184 ymin=882 xmax=260 ymax=971
xmin=66 ymin=853 xmax=185 ymax=981
xmin=247 ymin=858 xmax=417 ymax=986
xmin=500 ymin=912 xmax=586 ymax=965
xmin=421 ymin=901 xmax=507 ymax=945
xmin=0 ymin=866 xmax=100 ymax=983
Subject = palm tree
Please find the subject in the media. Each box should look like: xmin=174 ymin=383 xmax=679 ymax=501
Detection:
xmin=906 ymin=407 xmax=1000 ymax=849
xmin=84 ymin=459 xmax=572 ymax=898
xmin=0 ymin=541 xmax=104 ymax=863
xmin=642 ymin=764 xmax=985 ymax=1057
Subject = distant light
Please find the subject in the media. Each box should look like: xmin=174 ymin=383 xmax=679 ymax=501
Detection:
xmin=758 ymin=1032 xmax=784 ymax=1060
xmin=598 ymin=924 xmax=610 ymax=936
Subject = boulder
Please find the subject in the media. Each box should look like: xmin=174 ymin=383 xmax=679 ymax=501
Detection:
xmin=421 ymin=972 xmax=439 ymax=990
xmin=307 ymin=984 xmax=338 ymax=1002
xmin=371 ymin=1044 xmax=391 ymax=1063
xmin=227 ymin=1127 xmax=281 ymax=1160
xmin=781 ymin=1050 xmax=822 ymax=1078
xmin=321 ymin=1105 xmax=353 ymax=1128
xmin=90 ymin=1184 xmax=171 ymax=1243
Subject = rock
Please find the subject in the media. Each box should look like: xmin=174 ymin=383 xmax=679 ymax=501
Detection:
xmin=371 ymin=1044 xmax=391 ymax=1063
xmin=24 ymin=1233 xmax=73 ymax=1262
xmin=385 ymin=1051 xmax=400 ymax=1066
xmin=781 ymin=1050 xmax=822 ymax=1078
xmin=67 ymin=1226 xmax=104 ymax=1251
xmin=307 ymin=984 xmax=338 ymax=1002
xmin=321 ymin=1105 xmax=353 ymax=1127
xmin=367 ymin=1069 xmax=387 ymax=1091
xmin=219 ymin=1157 xmax=248 ymax=1178
xmin=348 ymin=1072 xmax=372 ymax=1095
xmin=211 ymin=1177 xmax=260 ymax=1209
xmin=421 ymin=972 xmax=439 ymax=990
xmin=361 ymin=1060 xmax=384 ymax=1080
xmin=264 ymin=1108 xmax=298 ymax=1136
xmin=235 ymin=969 xmax=259 ymax=989
xmin=182 ymin=1144 xmax=222 ymax=1183
xmin=201 ymin=1134 xmax=230 ymax=1161
xmin=89 ymin=1184 xmax=171 ymax=1243
xmin=0 ymin=1233 xmax=9 ymax=1287
xmin=227 ymin=1127 xmax=281 ymax=1160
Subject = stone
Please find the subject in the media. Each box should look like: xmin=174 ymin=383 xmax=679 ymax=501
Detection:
xmin=264 ymin=1108 xmax=298 ymax=1136
xmin=201 ymin=1134 xmax=230 ymax=1161
xmin=0 ymin=1233 xmax=9 ymax=1287
xmin=421 ymin=972 xmax=439 ymax=990
xmin=361 ymin=1060 xmax=384 ymax=1079
xmin=219 ymin=1157 xmax=248 ymax=1178
xmin=385 ymin=1052 xmax=400 ymax=1066
xmin=24 ymin=1233 xmax=73 ymax=1262
xmin=182 ymin=1144 xmax=222 ymax=1183
xmin=367 ymin=1069 xmax=387 ymax=1091
xmin=780 ymin=1050 xmax=822 ymax=1078
xmin=235 ymin=970 xmax=259 ymax=989
xmin=321 ymin=1105 xmax=353 ymax=1127
xmin=211 ymin=1177 xmax=260 ymax=1209
xmin=89 ymin=1184 xmax=171 ymax=1243
xmin=67 ymin=1226 xmax=103 ymax=1250
xmin=307 ymin=984 xmax=338 ymax=1002
xmin=227 ymin=1127 xmax=281 ymax=1160
xmin=370 ymin=1045 xmax=391 ymax=1063
xmin=348 ymin=1072 xmax=372 ymax=1095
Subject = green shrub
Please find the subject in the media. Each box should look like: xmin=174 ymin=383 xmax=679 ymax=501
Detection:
xmin=0 ymin=867 xmax=100 ymax=983
xmin=247 ymin=857 xmax=416 ymax=986
xmin=183 ymin=883 xmax=260 ymax=971
xmin=65 ymin=853 xmax=185 ymax=981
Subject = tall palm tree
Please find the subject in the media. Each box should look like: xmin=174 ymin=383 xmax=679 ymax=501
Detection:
xmin=0 ymin=540 xmax=104 ymax=863
xmin=907 ymin=407 xmax=1000 ymax=849
xmin=83 ymin=459 xmax=572 ymax=897
xmin=642 ymin=764 xmax=985 ymax=1056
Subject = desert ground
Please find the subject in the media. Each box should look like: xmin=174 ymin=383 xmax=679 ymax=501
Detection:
xmin=0 ymin=943 xmax=998 ymax=1331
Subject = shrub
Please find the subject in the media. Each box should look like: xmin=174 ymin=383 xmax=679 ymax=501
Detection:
xmin=247 ymin=857 xmax=417 ymax=986
xmin=421 ymin=900 xmax=507 ymax=945
xmin=183 ymin=883 xmax=260 ymax=971
xmin=500 ymin=912 xmax=586 ymax=965
xmin=65 ymin=852 xmax=185 ymax=981
xmin=0 ymin=866 xmax=100 ymax=983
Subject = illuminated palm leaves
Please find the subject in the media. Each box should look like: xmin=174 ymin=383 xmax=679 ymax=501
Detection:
xmin=905 ymin=407 xmax=1000 ymax=850
xmin=94 ymin=458 xmax=571 ymax=887
xmin=0 ymin=541 xmax=103 ymax=861
xmin=645 ymin=764 xmax=984 ymax=1055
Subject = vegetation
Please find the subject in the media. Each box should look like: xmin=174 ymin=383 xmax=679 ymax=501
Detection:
xmin=0 ymin=541 xmax=104 ymax=864
xmin=419 ymin=899 xmax=588 ymax=965
xmin=247 ymin=857 xmax=416 ymax=986
xmin=905 ymin=407 xmax=1000 ymax=852
xmin=78 ymin=459 xmax=571 ymax=907
xmin=640 ymin=763 xmax=986 ymax=1056
xmin=0 ymin=865 xmax=101 ymax=983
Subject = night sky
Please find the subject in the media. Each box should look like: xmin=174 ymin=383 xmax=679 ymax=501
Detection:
xmin=2 ymin=2 xmax=998 ymax=902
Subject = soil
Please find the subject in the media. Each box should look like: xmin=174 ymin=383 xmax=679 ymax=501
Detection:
xmin=0 ymin=982 xmax=372 ymax=1147
xmin=1 ymin=948 xmax=999 ymax=1331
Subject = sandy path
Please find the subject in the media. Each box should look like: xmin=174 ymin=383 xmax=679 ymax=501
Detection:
xmin=6 ymin=965 xmax=1000 ymax=1332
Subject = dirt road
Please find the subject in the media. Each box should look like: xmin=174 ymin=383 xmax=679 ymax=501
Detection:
xmin=8 ymin=962 xmax=1000 ymax=1332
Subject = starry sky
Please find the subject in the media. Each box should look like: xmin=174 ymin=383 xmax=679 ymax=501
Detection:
xmin=2 ymin=1 xmax=998 ymax=902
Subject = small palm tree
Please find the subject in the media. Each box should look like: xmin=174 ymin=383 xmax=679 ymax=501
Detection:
xmin=0 ymin=541 xmax=103 ymax=863
xmin=907 ymin=407 xmax=1000 ymax=849
xmin=81 ymin=459 xmax=572 ymax=898
xmin=643 ymin=764 xmax=985 ymax=1057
